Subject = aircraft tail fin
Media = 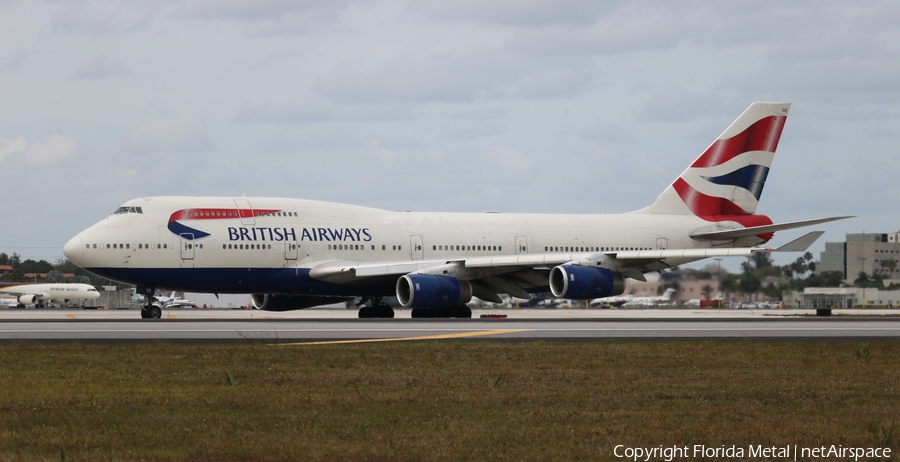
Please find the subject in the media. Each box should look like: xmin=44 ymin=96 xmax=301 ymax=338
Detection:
xmin=638 ymin=102 xmax=790 ymax=218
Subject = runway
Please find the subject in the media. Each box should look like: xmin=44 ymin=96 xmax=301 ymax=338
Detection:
xmin=1 ymin=308 xmax=899 ymax=342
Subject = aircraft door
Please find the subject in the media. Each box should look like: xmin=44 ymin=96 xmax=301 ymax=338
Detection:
xmin=515 ymin=236 xmax=528 ymax=254
xmin=410 ymin=235 xmax=424 ymax=260
xmin=657 ymin=238 xmax=668 ymax=250
xmin=284 ymin=240 xmax=298 ymax=260
xmin=234 ymin=199 xmax=255 ymax=226
xmin=180 ymin=234 xmax=195 ymax=260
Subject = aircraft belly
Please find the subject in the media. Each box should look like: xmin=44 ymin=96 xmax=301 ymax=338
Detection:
xmin=85 ymin=266 xmax=395 ymax=297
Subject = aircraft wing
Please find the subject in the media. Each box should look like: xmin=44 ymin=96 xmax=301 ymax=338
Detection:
xmin=309 ymin=231 xmax=826 ymax=296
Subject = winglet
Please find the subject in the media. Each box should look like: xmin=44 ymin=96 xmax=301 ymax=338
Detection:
xmin=772 ymin=231 xmax=825 ymax=252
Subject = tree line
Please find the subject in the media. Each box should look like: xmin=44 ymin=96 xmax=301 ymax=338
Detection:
xmin=0 ymin=252 xmax=100 ymax=286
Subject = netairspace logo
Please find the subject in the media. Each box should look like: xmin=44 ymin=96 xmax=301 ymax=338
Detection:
xmin=613 ymin=444 xmax=892 ymax=461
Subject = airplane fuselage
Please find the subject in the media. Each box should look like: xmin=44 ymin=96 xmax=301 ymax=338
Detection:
xmin=63 ymin=196 xmax=760 ymax=296
xmin=0 ymin=283 xmax=101 ymax=304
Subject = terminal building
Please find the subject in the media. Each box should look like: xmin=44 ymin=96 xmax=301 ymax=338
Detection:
xmin=817 ymin=232 xmax=900 ymax=282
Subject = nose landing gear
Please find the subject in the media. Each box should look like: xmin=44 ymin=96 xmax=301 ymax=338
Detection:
xmin=137 ymin=286 xmax=163 ymax=319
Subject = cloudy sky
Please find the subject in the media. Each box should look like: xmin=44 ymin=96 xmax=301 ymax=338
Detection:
xmin=1 ymin=0 xmax=898 ymax=272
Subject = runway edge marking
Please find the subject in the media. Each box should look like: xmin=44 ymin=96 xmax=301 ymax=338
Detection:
xmin=281 ymin=329 xmax=532 ymax=345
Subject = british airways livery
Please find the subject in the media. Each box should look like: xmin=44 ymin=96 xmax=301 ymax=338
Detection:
xmin=63 ymin=102 xmax=849 ymax=319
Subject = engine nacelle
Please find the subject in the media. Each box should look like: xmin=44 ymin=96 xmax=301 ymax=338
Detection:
xmin=396 ymin=274 xmax=472 ymax=309
xmin=549 ymin=265 xmax=625 ymax=299
xmin=17 ymin=294 xmax=36 ymax=305
xmin=251 ymin=294 xmax=349 ymax=311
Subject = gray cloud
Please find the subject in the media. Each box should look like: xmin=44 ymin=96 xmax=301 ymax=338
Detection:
xmin=579 ymin=122 xmax=634 ymax=144
xmin=312 ymin=46 xmax=597 ymax=104
xmin=48 ymin=2 xmax=157 ymax=35
xmin=637 ymin=90 xmax=729 ymax=123
xmin=69 ymin=54 xmax=129 ymax=80
xmin=126 ymin=112 xmax=213 ymax=155
xmin=1 ymin=0 xmax=898 ymax=263
xmin=234 ymin=98 xmax=415 ymax=125
xmin=417 ymin=0 xmax=617 ymax=26
xmin=1 ymin=48 xmax=31 ymax=72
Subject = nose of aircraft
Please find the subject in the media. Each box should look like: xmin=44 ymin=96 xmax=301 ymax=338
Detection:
xmin=63 ymin=235 xmax=84 ymax=265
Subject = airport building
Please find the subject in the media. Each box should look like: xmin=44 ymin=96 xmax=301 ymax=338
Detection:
xmin=817 ymin=232 xmax=900 ymax=282
xmin=782 ymin=287 xmax=900 ymax=309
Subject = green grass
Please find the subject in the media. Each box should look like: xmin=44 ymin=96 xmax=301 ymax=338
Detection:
xmin=0 ymin=341 xmax=898 ymax=461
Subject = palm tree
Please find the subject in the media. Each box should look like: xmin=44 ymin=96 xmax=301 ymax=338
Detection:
xmin=880 ymin=258 xmax=898 ymax=279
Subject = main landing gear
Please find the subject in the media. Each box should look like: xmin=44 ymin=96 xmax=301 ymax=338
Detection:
xmin=137 ymin=286 xmax=162 ymax=320
xmin=357 ymin=297 xmax=395 ymax=319
xmin=411 ymin=305 xmax=472 ymax=319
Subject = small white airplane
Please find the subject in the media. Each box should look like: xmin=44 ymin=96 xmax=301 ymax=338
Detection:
xmin=128 ymin=289 xmax=196 ymax=309
xmin=623 ymin=287 xmax=677 ymax=307
xmin=63 ymin=102 xmax=851 ymax=319
xmin=0 ymin=283 xmax=101 ymax=307
xmin=591 ymin=287 xmax=677 ymax=308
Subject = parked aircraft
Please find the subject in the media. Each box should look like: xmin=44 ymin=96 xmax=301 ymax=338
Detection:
xmin=63 ymin=102 xmax=850 ymax=319
xmin=128 ymin=289 xmax=196 ymax=309
xmin=591 ymin=287 xmax=677 ymax=308
xmin=0 ymin=283 xmax=101 ymax=307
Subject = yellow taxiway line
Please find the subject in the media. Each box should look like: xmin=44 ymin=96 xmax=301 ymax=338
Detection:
xmin=283 ymin=329 xmax=531 ymax=345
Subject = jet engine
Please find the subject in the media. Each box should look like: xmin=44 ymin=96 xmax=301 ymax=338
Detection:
xmin=17 ymin=294 xmax=36 ymax=305
xmin=250 ymin=294 xmax=350 ymax=311
xmin=396 ymin=274 xmax=472 ymax=309
xmin=549 ymin=265 xmax=625 ymax=299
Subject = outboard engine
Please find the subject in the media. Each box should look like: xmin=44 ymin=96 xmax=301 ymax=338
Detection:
xmin=549 ymin=265 xmax=626 ymax=299
xmin=17 ymin=294 xmax=36 ymax=305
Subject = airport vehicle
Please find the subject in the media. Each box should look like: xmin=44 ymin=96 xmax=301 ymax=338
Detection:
xmin=63 ymin=102 xmax=850 ymax=319
xmin=0 ymin=283 xmax=101 ymax=307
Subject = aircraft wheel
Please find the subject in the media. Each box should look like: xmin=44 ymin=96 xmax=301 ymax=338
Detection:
xmin=140 ymin=308 xmax=149 ymax=319
xmin=453 ymin=305 xmax=472 ymax=319
xmin=411 ymin=308 xmax=429 ymax=318
xmin=148 ymin=306 xmax=162 ymax=319
xmin=358 ymin=306 xmax=374 ymax=318
xmin=375 ymin=303 xmax=394 ymax=318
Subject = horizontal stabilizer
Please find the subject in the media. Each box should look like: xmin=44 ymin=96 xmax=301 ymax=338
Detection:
xmin=771 ymin=231 xmax=824 ymax=252
xmin=690 ymin=216 xmax=852 ymax=240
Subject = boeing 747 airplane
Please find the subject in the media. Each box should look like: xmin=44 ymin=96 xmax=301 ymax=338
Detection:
xmin=63 ymin=102 xmax=850 ymax=319
xmin=0 ymin=283 xmax=100 ymax=307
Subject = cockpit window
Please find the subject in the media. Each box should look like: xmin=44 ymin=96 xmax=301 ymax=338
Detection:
xmin=113 ymin=206 xmax=144 ymax=215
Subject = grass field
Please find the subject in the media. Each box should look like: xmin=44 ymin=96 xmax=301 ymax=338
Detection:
xmin=0 ymin=341 xmax=898 ymax=461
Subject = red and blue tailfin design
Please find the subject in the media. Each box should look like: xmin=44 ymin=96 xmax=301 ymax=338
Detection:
xmin=639 ymin=102 xmax=790 ymax=229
